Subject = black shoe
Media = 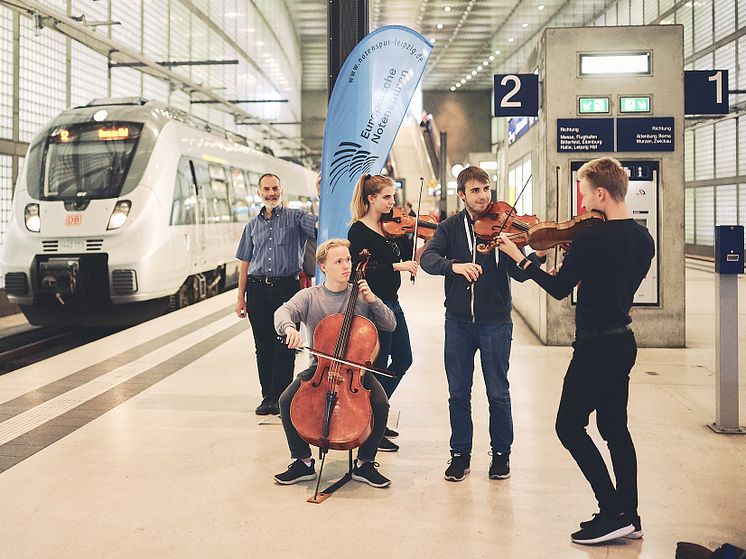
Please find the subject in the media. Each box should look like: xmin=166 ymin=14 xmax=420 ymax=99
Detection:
xmin=269 ymin=400 xmax=280 ymax=415
xmin=571 ymin=512 xmax=634 ymax=545
xmin=351 ymin=461 xmax=391 ymax=488
xmin=444 ymin=453 xmax=470 ymax=481
xmin=377 ymin=437 xmax=399 ymax=452
xmin=489 ymin=452 xmax=510 ymax=479
xmin=273 ymin=459 xmax=316 ymax=485
xmin=624 ymin=516 xmax=643 ymax=540
xmin=384 ymin=427 xmax=399 ymax=438
xmin=255 ymin=397 xmax=274 ymax=415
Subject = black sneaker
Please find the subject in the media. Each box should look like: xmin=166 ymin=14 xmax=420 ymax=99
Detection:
xmin=384 ymin=427 xmax=399 ymax=438
xmin=489 ymin=452 xmax=510 ymax=479
xmin=269 ymin=400 xmax=280 ymax=415
xmin=571 ymin=512 xmax=634 ymax=545
xmin=255 ymin=397 xmax=274 ymax=415
xmin=273 ymin=459 xmax=316 ymax=485
xmin=624 ymin=516 xmax=643 ymax=540
xmin=377 ymin=437 xmax=399 ymax=452
xmin=351 ymin=461 xmax=391 ymax=488
xmin=444 ymin=453 xmax=470 ymax=481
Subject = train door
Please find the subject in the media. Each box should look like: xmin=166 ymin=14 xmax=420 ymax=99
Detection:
xmin=189 ymin=160 xmax=209 ymax=268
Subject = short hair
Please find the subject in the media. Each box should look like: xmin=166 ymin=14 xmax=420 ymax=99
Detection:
xmin=456 ymin=166 xmax=490 ymax=193
xmin=350 ymin=174 xmax=395 ymax=221
xmin=258 ymin=173 xmax=281 ymax=188
xmin=577 ymin=157 xmax=628 ymax=202
xmin=316 ymin=238 xmax=350 ymax=264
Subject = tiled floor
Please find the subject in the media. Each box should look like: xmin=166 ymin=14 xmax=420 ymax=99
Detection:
xmin=0 ymin=264 xmax=744 ymax=558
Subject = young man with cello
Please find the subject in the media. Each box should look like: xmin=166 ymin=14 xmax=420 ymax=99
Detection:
xmin=420 ymin=166 xmax=544 ymax=482
xmin=496 ymin=157 xmax=654 ymax=545
xmin=273 ymin=238 xmax=396 ymax=488
xmin=347 ymin=174 xmax=419 ymax=452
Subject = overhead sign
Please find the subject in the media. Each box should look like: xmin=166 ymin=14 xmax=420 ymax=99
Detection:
xmin=507 ymin=116 xmax=538 ymax=145
xmin=620 ymin=96 xmax=651 ymax=113
xmin=494 ymin=74 xmax=539 ymax=117
xmin=684 ymin=70 xmax=729 ymax=115
xmin=578 ymin=97 xmax=609 ymax=114
xmin=617 ymin=117 xmax=674 ymax=152
xmin=557 ymin=118 xmax=614 ymax=152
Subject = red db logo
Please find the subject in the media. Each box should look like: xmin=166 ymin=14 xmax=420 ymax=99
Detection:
xmin=65 ymin=215 xmax=82 ymax=226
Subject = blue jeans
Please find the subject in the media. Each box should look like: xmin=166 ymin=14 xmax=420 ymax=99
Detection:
xmin=444 ymin=317 xmax=514 ymax=455
xmin=373 ymin=299 xmax=413 ymax=398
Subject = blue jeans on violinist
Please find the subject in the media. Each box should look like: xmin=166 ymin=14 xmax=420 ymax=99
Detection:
xmin=373 ymin=299 xmax=413 ymax=398
xmin=444 ymin=317 xmax=514 ymax=456
xmin=278 ymin=365 xmax=390 ymax=462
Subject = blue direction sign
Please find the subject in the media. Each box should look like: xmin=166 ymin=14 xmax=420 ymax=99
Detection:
xmin=557 ymin=118 xmax=614 ymax=152
xmin=617 ymin=117 xmax=674 ymax=152
xmin=494 ymin=74 xmax=539 ymax=117
xmin=684 ymin=70 xmax=729 ymax=115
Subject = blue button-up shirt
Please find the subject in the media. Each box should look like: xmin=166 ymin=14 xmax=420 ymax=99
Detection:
xmin=235 ymin=205 xmax=317 ymax=277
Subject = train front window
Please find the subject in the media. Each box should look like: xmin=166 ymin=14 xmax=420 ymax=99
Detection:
xmin=42 ymin=123 xmax=143 ymax=200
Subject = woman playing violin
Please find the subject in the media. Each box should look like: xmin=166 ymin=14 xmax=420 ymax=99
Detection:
xmin=347 ymin=174 xmax=417 ymax=452
xmin=273 ymin=239 xmax=396 ymax=488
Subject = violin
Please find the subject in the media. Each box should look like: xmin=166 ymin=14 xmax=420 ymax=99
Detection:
xmin=473 ymin=201 xmax=540 ymax=240
xmin=476 ymin=211 xmax=605 ymax=253
xmin=289 ymin=251 xmax=376 ymax=451
xmin=381 ymin=207 xmax=438 ymax=240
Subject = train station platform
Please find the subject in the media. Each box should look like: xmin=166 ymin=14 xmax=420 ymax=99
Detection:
xmin=0 ymin=263 xmax=744 ymax=558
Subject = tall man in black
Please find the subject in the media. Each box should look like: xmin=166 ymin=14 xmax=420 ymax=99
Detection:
xmin=497 ymin=157 xmax=654 ymax=545
xmin=235 ymin=173 xmax=317 ymax=415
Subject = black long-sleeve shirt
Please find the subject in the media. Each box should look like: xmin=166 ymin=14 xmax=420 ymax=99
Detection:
xmin=348 ymin=220 xmax=402 ymax=302
xmin=524 ymin=219 xmax=655 ymax=332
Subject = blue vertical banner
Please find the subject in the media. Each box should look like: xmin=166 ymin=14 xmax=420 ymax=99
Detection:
xmin=318 ymin=26 xmax=432 ymax=246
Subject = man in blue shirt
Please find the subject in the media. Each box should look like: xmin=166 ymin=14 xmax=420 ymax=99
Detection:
xmin=235 ymin=173 xmax=317 ymax=415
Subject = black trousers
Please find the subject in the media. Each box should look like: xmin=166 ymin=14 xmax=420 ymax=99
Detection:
xmin=555 ymin=331 xmax=638 ymax=517
xmin=245 ymin=279 xmax=299 ymax=401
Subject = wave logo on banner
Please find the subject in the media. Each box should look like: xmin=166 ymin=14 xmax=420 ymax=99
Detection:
xmin=318 ymin=25 xmax=432 ymax=246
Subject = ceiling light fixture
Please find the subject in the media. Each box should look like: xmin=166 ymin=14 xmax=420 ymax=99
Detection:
xmin=538 ymin=4 xmax=545 ymax=10
xmin=444 ymin=6 xmax=451 ymax=12
xmin=495 ymin=49 xmax=501 ymax=55
xmin=522 ymin=23 xmax=528 ymax=28
xmin=508 ymin=37 xmax=514 ymax=43
xmin=489 ymin=55 xmax=494 ymax=60
xmin=450 ymin=86 xmax=456 ymax=91
xmin=437 ymin=23 xmax=444 ymax=29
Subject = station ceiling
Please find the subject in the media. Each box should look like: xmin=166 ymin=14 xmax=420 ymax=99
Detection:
xmin=286 ymin=0 xmax=612 ymax=91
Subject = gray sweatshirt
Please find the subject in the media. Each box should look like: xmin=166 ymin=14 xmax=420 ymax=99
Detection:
xmin=274 ymin=284 xmax=397 ymax=346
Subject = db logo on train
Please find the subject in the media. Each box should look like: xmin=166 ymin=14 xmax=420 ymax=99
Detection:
xmin=65 ymin=214 xmax=82 ymax=226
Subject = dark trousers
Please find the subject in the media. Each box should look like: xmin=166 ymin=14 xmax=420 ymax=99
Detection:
xmin=555 ymin=331 xmax=638 ymax=517
xmin=373 ymin=299 xmax=413 ymax=398
xmin=245 ymin=280 xmax=299 ymax=401
xmin=279 ymin=366 xmax=389 ymax=462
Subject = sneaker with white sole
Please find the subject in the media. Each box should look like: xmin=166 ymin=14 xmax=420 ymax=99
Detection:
xmin=624 ymin=516 xmax=643 ymax=540
xmin=571 ymin=512 xmax=634 ymax=545
xmin=351 ymin=461 xmax=391 ymax=488
xmin=444 ymin=453 xmax=471 ymax=482
xmin=273 ymin=459 xmax=316 ymax=485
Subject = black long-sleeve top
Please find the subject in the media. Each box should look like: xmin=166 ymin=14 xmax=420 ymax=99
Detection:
xmin=523 ymin=219 xmax=655 ymax=332
xmin=348 ymin=220 xmax=402 ymax=302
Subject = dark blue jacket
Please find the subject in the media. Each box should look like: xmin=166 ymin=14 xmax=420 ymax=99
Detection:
xmin=420 ymin=209 xmax=539 ymax=323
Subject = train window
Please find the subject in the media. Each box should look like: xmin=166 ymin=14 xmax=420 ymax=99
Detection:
xmin=206 ymin=163 xmax=231 ymax=224
xmin=229 ymin=167 xmax=250 ymax=223
xmin=170 ymin=157 xmax=197 ymax=226
xmin=41 ymin=122 xmax=143 ymax=201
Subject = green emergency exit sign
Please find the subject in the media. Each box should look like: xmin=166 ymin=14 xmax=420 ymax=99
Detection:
xmin=578 ymin=97 xmax=610 ymax=114
xmin=620 ymin=96 xmax=651 ymax=113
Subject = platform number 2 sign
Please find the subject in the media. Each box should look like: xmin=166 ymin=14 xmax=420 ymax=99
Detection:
xmin=493 ymin=74 xmax=539 ymax=117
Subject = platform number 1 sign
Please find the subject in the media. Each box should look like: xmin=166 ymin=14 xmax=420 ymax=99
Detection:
xmin=493 ymin=74 xmax=539 ymax=117
xmin=684 ymin=70 xmax=729 ymax=115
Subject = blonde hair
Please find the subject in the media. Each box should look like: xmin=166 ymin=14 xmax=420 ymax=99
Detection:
xmin=577 ymin=157 xmax=628 ymax=202
xmin=315 ymin=238 xmax=350 ymax=264
xmin=349 ymin=174 xmax=395 ymax=221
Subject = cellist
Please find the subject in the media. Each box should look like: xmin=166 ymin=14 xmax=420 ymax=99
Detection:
xmin=273 ymin=238 xmax=396 ymax=488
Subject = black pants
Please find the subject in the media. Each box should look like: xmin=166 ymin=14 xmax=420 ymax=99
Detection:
xmin=555 ymin=331 xmax=638 ymax=517
xmin=245 ymin=279 xmax=299 ymax=401
xmin=279 ymin=365 xmax=389 ymax=462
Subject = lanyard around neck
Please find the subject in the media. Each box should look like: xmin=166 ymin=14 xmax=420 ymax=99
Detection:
xmin=464 ymin=214 xmax=499 ymax=266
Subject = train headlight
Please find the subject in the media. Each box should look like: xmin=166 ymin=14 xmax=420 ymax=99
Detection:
xmin=107 ymin=200 xmax=131 ymax=230
xmin=24 ymin=203 xmax=40 ymax=232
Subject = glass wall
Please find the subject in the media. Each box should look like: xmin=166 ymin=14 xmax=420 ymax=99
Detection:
xmin=0 ymin=0 xmax=303 ymax=249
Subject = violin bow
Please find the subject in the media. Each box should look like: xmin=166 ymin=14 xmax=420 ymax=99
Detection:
xmin=410 ymin=176 xmax=425 ymax=284
xmin=554 ymin=165 xmax=561 ymax=267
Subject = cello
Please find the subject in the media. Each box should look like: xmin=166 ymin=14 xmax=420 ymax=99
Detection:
xmin=289 ymin=250 xmax=379 ymax=501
